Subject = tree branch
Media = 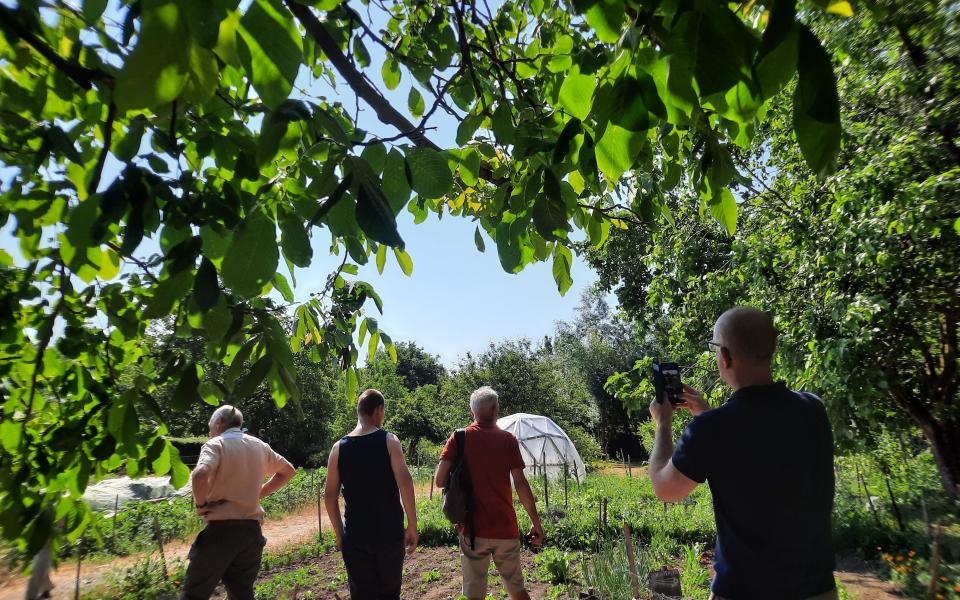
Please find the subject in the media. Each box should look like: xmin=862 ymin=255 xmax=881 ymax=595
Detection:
xmin=0 ymin=5 xmax=113 ymax=89
xmin=286 ymin=0 xmax=441 ymax=152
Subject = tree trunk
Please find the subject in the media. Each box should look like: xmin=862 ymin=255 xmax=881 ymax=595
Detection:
xmin=921 ymin=418 xmax=960 ymax=500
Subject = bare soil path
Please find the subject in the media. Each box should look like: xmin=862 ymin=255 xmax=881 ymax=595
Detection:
xmin=0 ymin=504 xmax=333 ymax=600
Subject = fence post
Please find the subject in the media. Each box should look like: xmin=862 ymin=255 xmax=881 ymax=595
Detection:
xmin=317 ymin=485 xmax=323 ymax=536
xmin=543 ymin=464 xmax=549 ymax=511
xmin=627 ymin=454 xmax=632 ymax=478
xmin=563 ymin=461 xmax=569 ymax=509
xmin=429 ymin=474 xmax=434 ymax=500
xmin=152 ymin=515 xmax=168 ymax=580
xmin=622 ymin=522 xmax=641 ymax=599
xmin=74 ymin=539 xmax=82 ymax=600
xmin=111 ymin=494 xmax=119 ymax=552
xmin=927 ymin=522 xmax=943 ymax=600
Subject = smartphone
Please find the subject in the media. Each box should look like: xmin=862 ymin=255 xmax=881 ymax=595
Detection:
xmin=652 ymin=361 xmax=683 ymax=405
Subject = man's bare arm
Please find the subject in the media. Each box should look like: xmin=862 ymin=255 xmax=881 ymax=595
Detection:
xmin=511 ymin=468 xmax=544 ymax=546
xmin=324 ymin=442 xmax=344 ymax=547
xmin=260 ymin=457 xmax=296 ymax=498
xmin=434 ymin=459 xmax=453 ymax=489
xmin=191 ymin=464 xmax=213 ymax=507
xmin=647 ymin=400 xmax=698 ymax=502
xmin=387 ymin=434 xmax=419 ymax=553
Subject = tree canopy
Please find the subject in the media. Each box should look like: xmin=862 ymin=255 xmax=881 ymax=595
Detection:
xmin=0 ymin=0 xmax=850 ymax=556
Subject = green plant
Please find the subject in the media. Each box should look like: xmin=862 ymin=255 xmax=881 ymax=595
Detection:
xmin=84 ymin=557 xmax=184 ymax=600
xmin=422 ymin=568 xmax=442 ymax=583
xmin=536 ymin=548 xmax=576 ymax=584
xmin=580 ymin=541 xmax=646 ymax=600
xmin=680 ymin=543 xmax=710 ymax=599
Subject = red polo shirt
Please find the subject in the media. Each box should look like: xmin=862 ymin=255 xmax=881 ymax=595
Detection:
xmin=439 ymin=422 xmax=525 ymax=540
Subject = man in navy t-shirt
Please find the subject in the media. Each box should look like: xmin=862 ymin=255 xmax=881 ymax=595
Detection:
xmin=648 ymin=307 xmax=837 ymax=600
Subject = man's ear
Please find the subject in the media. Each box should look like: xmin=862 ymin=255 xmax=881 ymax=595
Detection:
xmin=720 ymin=346 xmax=734 ymax=369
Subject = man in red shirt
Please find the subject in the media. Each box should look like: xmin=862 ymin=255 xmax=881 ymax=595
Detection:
xmin=435 ymin=386 xmax=544 ymax=600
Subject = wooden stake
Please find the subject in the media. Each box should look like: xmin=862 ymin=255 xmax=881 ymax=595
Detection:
xmin=622 ymin=522 xmax=641 ymax=599
xmin=563 ymin=461 xmax=569 ymax=509
xmin=927 ymin=522 xmax=943 ymax=600
xmin=74 ymin=539 xmax=82 ymax=600
xmin=543 ymin=464 xmax=549 ymax=511
xmin=627 ymin=454 xmax=632 ymax=478
xmin=429 ymin=473 xmax=434 ymax=500
xmin=152 ymin=515 xmax=168 ymax=580
xmin=317 ymin=486 xmax=323 ymax=535
xmin=111 ymin=494 xmax=119 ymax=552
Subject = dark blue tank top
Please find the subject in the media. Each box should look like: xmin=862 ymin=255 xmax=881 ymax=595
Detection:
xmin=338 ymin=429 xmax=404 ymax=543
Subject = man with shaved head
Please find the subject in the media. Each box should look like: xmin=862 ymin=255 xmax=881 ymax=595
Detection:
xmin=648 ymin=307 xmax=837 ymax=600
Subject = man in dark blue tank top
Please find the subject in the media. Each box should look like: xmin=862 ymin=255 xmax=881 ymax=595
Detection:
xmin=647 ymin=307 xmax=837 ymax=600
xmin=325 ymin=389 xmax=419 ymax=599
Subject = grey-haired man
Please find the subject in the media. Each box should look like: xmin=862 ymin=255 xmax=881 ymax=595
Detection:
xmin=180 ymin=405 xmax=296 ymax=600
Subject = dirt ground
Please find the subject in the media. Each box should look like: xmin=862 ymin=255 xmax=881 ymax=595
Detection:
xmin=0 ymin=478 xmax=906 ymax=600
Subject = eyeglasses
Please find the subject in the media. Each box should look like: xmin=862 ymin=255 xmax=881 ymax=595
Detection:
xmin=706 ymin=339 xmax=723 ymax=352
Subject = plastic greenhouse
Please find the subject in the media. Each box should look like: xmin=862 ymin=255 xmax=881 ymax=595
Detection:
xmin=497 ymin=413 xmax=587 ymax=482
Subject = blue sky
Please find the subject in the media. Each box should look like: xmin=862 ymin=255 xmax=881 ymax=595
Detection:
xmin=0 ymin=2 xmax=603 ymax=367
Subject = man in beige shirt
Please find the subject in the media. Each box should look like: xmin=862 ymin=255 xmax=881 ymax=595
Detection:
xmin=180 ymin=405 xmax=296 ymax=600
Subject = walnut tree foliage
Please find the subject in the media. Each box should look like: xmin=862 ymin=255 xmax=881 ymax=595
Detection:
xmin=594 ymin=1 xmax=959 ymax=498
xmin=0 ymin=0 xmax=846 ymax=556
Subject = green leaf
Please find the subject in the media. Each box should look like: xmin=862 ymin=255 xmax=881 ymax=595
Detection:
xmin=406 ymin=148 xmax=453 ymax=199
xmin=114 ymin=116 xmax=146 ymax=161
xmin=215 ymin=10 xmax=242 ymax=67
xmin=596 ymin=77 xmax=650 ymax=131
xmin=0 ymin=420 xmax=21 ymax=454
xmin=585 ymin=0 xmax=625 ymax=44
xmin=457 ymin=113 xmax=482 ymax=146
xmin=152 ymin=443 xmax=172 ymax=475
xmin=460 ymin=148 xmax=480 ymax=187
xmin=547 ymin=35 xmax=574 ymax=72
xmin=114 ymin=1 xmax=190 ymax=111
xmin=708 ymin=188 xmax=738 ymax=235
xmin=172 ymin=364 xmax=202 ymax=410
xmin=367 ymin=330 xmax=380 ymax=363
xmin=353 ymin=35 xmax=371 ymax=68
xmin=180 ymin=44 xmax=219 ymax=105
xmin=534 ymin=170 xmax=571 ymax=240
xmin=271 ymin=272 xmax=294 ymax=302
xmin=393 ymin=248 xmax=413 ymax=276
xmin=754 ymin=0 xmax=799 ymax=100
xmin=279 ymin=209 xmax=313 ymax=267
xmin=221 ymin=210 xmax=280 ymax=297
xmin=381 ymin=149 xmax=411 ymax=214
xmin=552 ymin=244 xmax=573 ymax=295
xmin=408 ymin=87 xmax=426 ymax=119
xmin=234 ymin=355 xmax=272 ymax=399
xmin=238 ymin=0 xmax=303 ymax=108
xmin=670 ymin=4 xmax=749 ymax=98
xmin=356 ymin=170 xmax=405 ymax=247
xmin=376 ymin=244 xmax=387 ymax=274
xmin=169 ymin=449 xmax=191 ymax=488
xmin=491 ymin=103 xmax=516 ymax=145
xmin=558 ymin=69 xmax=596 ymax=121
xmin=142 ymin=270 xmax=193 ymax=319
xmin=793 ymin=25 xmax=841 ymax=178
xmin=192 ymin=257 xmax=220 ymax=311
xmin=595 ymin=124 xmax=644 ymax=184
xmin=82 ymin=0 xmax=109 ymax=21
xmin=382 ymin=56 xmax=401 ymax=90
xmin=474 ymin=226 xmax=486 ymax=252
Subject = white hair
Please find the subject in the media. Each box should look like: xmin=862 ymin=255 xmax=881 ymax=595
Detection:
xmin=470 ymin=386 xmax=499 ymax=412
xmin=211 ymin=405 xmax=243 ymax=429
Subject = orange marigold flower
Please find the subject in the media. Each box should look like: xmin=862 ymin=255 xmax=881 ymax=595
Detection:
xmin=908 ymin=551 xmax=916 ymax=557
xmin=940 ymin=576 xmax=948 ymax=582
xmin=896 ymin=556 xmax=904 ymax=561
xmin=954 ymin=584 xmax=960 ymax=592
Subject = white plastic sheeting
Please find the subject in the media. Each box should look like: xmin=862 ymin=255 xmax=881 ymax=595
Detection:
xmin=83 ymin=476 xmax=191 ymax=512
xmin=496 ymin=413 xmax=586 ymax=482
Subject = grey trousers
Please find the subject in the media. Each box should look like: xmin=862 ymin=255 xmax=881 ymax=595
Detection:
xmin=179 ymin=520 xmax=266 ymax=600
xmin=709 ymin=589 xmax=839 ymax=600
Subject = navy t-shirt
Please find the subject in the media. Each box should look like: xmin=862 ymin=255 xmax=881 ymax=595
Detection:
xmin=672 ymin=382 xmax=835 ymax=599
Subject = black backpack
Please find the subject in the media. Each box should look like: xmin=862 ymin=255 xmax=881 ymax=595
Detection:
xmin=442 ymin=429 xmax=476 ymax=549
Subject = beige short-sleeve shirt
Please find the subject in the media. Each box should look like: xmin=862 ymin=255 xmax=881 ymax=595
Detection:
xmin=195 ymin=428 xmax=288 ymax=522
